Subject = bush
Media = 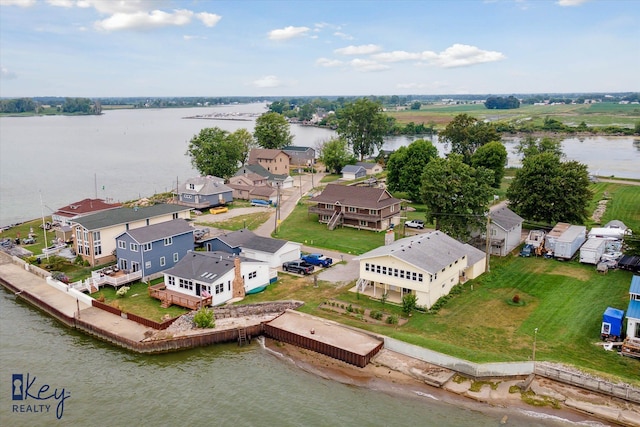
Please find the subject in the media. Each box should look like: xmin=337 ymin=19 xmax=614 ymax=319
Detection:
xmin=370 ymin=310 xmax=383 ymax=320
xmin=402 ymin=293 xmax=417 ymax=314
xmin=116 ymin=286 xmax=130 ymax=297
xmin=194 ymin=306 xmax=215 ymax=328
xmin=386 ymin=315 xmax=398 ymax=325
xmin=346 ymin=304 xmax=354 ymax=313
xmin=512 ymin=294 xmax=521 ymax=304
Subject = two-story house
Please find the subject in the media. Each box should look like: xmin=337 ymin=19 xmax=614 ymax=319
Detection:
xmin=52 ymin=198 xmax=121 ymax=226
xmin=227 ymin=172 xmax=277 ymax=203
xmin=114 ymin=219 xmax=194 ymax=279
xmin=177 ymin=175 xmax=233 ymax=210
xmin=354 ymin=231 xmax=486 ymax=308
xmin=308 ymin=184 xmax=402 ymax=231
xmin=248 ymin=148 xmax=291 ymax=175
xmin=234 ymin=164 xmax=294 ymax=189
xmin=282 ymin=146 xmax=316 ymax=168
xmin=71 ymin=204 xmax=192 ymax=266
xmin=470 ymin=206 xmax=524 ymax=257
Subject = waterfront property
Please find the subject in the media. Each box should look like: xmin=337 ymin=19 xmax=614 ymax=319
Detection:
xmin=248 ymin=148 xmax=291 ymax=175
xmin=282 ymin=145 xmax=316 ymax=168
xmin=176 ymin=175 xmax=233 ymax=210
xmin=115 ymin=218 xmax=195 ymax=280
xmin=71 ymin=204 xmax=192 ymax=266
xmin=235 ymin=164 xmax=294 ymax=189
xmin=470 ymin=206 xmax=524 ymax=257
xmin=353 ymin=231 xmax=486 ymax=308
xmin=201 ymin=228 xmax=300 ymax=269
xmin=308 ymin=184 xmax=402 ymax=231
xmin=158 ymin=251 xmax=270 ymax=307
xmin=228 ymin=172 xmax=277 ymax=203
xmin=52 ymin=198 xmax=122 ymax=226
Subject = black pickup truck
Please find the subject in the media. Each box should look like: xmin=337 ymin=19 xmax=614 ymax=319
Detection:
xmin=282 ymin=260 xmax=315 ymax=275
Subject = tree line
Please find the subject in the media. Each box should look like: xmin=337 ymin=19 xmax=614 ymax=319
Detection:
xmin=0 ymin=97 xmax=102 ymax=115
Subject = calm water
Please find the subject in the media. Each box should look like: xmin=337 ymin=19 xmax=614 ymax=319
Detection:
xmin=0 ymin=290 xmax=602 ymax=426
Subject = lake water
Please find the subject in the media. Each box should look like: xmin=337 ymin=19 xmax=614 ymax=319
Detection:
xmin=0 ymin=290 xmax=603 ymax=426
xmin=1 ymin=104 xmax=638 ymax=227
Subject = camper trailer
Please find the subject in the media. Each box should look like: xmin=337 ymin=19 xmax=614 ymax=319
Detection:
xmin=554 ymin=225 xmax=587 ymax=260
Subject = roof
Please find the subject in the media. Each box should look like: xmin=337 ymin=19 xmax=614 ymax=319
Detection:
xmin=355 ymin=162 xmax=379 ymax=170
xmin=72 ymin=204 xmax=191 ymax=231
xmin=631 ymin=275 xmax=640 ymax=295
xmin=282 ymin=146 xmax=314 ymax=153
xmin=603 ymin=306 xmax=624 ymax=320
xmin=547 ymin=222 xmax=571 ymax=239
xmin=235 ymin=164 xmax=288 ymax=182
xmin=180 ymin=176 xmax=231 ymax=196
xmin=248 ymin=148 xmax=289 ymax=163
xmin=627 ymin=299 xmax=640 ymax=321
xmin=604 ymin=220 xmax=628 ymax=231
xmin=164 ymin=251 xmax=249 ymax=282
xmin=54 ymin=198 xmax=121 ymax=218
xmin=355 ymin=231 xmax=481 ymax=275
xmin=489 ymin=206 xmax=523 ymax=231
xmin=557 ymin=225 xmax=586 ymax=242
xmin=213 ymin=228 xmax=289 ymax=254
xmin=341 ymin=165 xmax=366 ymax=174
xmin=118 ymin=219 xmax=193 ymax=244
xmin=309 ymin=184 xmax=401 ymax=210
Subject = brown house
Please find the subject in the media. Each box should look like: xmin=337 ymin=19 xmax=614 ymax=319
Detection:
xmin=308 ymin=184 xmax=401 ymax=231
xmin=247 ymin=149 xmax=290 ymax=175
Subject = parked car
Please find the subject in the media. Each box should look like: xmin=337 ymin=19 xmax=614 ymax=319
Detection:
xmin=301 ymin=253 xmax=333 ymax=268
xmin=282 ymin=260 xmax=314 ymax=275
xmin=22 ymin=237 xmax=36 ymax=245
xmin=250 ymin=199 xmax=271 ymax=207
xmin=405 ymin=220 xmax=425 ymax=229
xmin=193 ymin=228 xmax=208 ymax=239
xmin=520 ymin=244 xmax=534 ymax=257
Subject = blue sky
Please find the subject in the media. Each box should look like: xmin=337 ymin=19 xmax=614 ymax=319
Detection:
xmin=1 ymin=0 xmax=638 ymax=97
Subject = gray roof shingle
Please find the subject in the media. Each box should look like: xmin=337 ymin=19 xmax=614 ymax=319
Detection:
xmin=215 ymin=229 xmax=288 ymax=254
xmin=309 ymin=184 xmax=400 ymax=210
xmin=489 ymin=206 xmax=523 ymax=231
xmin=164 ymin=251 xmax=257 ymax=282
xmin=119 ymin=219 xmax=193 ymax=243
xmin=72 ymin=204 xmax=191 ymax=230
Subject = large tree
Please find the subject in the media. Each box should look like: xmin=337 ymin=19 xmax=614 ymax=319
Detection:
xmin=420 ymin=154 xmax=494 ymax=240
xmin=253 ymin=112 xmax=293 ymax=149
xmin=439 ymin=113 xmax=500 ymax=164
xmin=227 ymin=128 xmax=256 ymax=165
xmin=318 ymin=138 xmax=356 ymax=174
xmin=471 ymin=141 xmax=507 ymax=188
xmin=336 ymin=98 xmax=389 ymax=160
xmin=186 ymin=127 xmax=246 ymax=179
xmin=386 ymin=139 xmax=438 ymax=201
xmin=507 ymin=151 xmax=591 ymax=224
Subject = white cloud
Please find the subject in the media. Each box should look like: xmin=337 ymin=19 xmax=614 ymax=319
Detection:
xmin=94 ymin=9 xmax=194 ymax=31
xmin=268 ymin=26 xmax=310 ymax=41
xmin=1 ymin=66 xmax=18 ymax=79
xmin=183 ymin=35 xmax=206 ymax=41
xmin=0 ymin=0 xmax=36 ymax=6
xmin=557 ymin=0 xmax=590 ymax=6
xmin=46 ymin=0 xmax=74 ymax=7
xmin=335 ymin=44 xmax=382 ymax=55
xmin=252 ymin=75 xmax=282 ymax=88
xmin=316 ymin=58 xmax=343 ymax=67
xmin=196 ymin=12 xmax=221 ymax=28
xmin=371 ymin=50 xmax=421 ymax=63
xmin=333 ymin=31 xmax=354 ymax=40
xmin=76 ymin=0 xmax=168 ymax=14
xmin=349 ymin=59 xmax=389 ymax=72
xmin=431 ymin=44 xmax=505 ymax=68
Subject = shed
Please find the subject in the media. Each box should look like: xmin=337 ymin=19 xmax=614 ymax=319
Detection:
xmin=341 ymin=165 xmax=366 ymax=181
xmin=601 ymin=307 xmax=624 ymax=341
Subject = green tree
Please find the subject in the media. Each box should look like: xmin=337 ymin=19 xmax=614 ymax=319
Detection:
xmin=471 ymin=141 xmax=507 ymax=188
xmin=186 ymin=127 xmax=246 ymax=179
xmin=336 ymin=98 xmax=389 ymax=160
xmin=402 ymin=293 xmax=417 ymax=314
xmin=227 ymin=128 xmax=256 ymax=165
xmin=387 ymin=139 xmax=438 ymax=201
xmin=439 ymin=114 xmax=500 ymax=164
xmin=515 ymin=136 xmax=564 ymax=158
xmin=410 ymin=101 xmax=421 ymax=110
xmin=253 ymin=112 xmax=293 ymax=149
xmin=507 ymin=151 xmax=591 ymax=224
xmin=318 ymin=138 xmax=356 ymax=174
xmin=420 ymin=154 xmax=493 ymax=240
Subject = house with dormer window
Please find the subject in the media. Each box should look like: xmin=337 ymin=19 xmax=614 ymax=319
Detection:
xmin=177 ymin=175 xmax=233 ymax=209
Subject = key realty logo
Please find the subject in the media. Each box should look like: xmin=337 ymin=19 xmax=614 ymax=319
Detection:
xmin=10 ymin=373 xmax=70 ymax=420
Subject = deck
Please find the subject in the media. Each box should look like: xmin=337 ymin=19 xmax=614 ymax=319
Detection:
xmin=91 ymin=267 xmax=143 ymax=288
xmin=148 ymin=283 xmax=212 ymax=309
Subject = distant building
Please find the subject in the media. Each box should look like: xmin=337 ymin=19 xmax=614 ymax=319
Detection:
xmin=52 ymin=198 xmax=121 ymax=226
xmin=282 ymin=146 xmax=316 ymax=168
xmin=248 ymin=149 xmax=291 ymax=175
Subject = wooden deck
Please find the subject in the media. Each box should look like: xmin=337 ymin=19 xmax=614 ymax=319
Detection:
xmin=148 ymin=283 xmax=212 ymax=309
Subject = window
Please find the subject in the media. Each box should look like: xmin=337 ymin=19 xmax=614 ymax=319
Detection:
xmin=118 ymin=240 xmax=126 ymax=249
xmin=172 ymin=213 xmax=178 ymax=219
xmin=173 ymin=253 xmax=179 ymax=262
xmin=369 ymin=209 xmax=377 ymax=215
xmin=93 ymin=231 xmax=101 ymax=241
xmin=359 ymin=220 xmax=367 ymax=226
xmin=375 ymin=265 xmax=381 ymax=274
xmin=215 ymin=283 xmax=224 ymax=294
xmin=160 ymin=256 xmax=166 ymax=267
xmin=143 ymin=243 xmax=152 ymax=251
xmin=365 ymin=263 xmax=370 ymax=272
xmin=130 ymin=243 xmax=138 ymax=252
xmin=76 ymin=228 xmax=82 ymax=242
xmin=249 ymin=271 xmax=257 ymax=279
xmin=131 ymin=262 xmax=139 ymax=272
xmin=382 ymin=266 xmax=387 ymax=275
xmin=418 ymin=273 xmax=423 ymax=282
xmin=94 ymin=241 xmax=102 ymax=256
xmin=189 ymin=183 xmax=195 ymax=190
xmin=164 ymin=237 xmax=173 ymax=246
xmin=394 ymin=268 xmax=398 ymax=277
xmin=228 ymin=280 xmax=231 ymax=291
xmin=348 ymin=207 xmax=357 ymax=213
xmin=390 ymin=204 xmax=395 ymax=212
xmin=602 ymin=323 xmax=611 ymax=334
xmin=167 ymin=276 xmax=175 ymax=287
xmin=400 ymin=270 xmax=405 ymax=279
xmin=145 ymin=261 xmax=151 ymax=269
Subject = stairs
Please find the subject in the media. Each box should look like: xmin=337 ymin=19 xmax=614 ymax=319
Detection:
xmin=356 ymin=277 xmax=369 ymax=292
xmin=237 ymin=328 xmax=248 ymax=346
xmin=327 ymin=211 xmax=343 ymax=230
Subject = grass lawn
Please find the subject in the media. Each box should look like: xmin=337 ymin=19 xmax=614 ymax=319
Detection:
xmin=196 ymin=211 xmax=272 ymax=231
xmin=91 ymin=282 xmax=188 ymax=322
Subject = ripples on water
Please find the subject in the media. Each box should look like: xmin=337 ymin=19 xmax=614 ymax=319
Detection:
xmin=0 ymin=291 xmax=608 ymax=427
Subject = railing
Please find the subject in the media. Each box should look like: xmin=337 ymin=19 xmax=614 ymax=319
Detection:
xmin=92 ymin=270 xmax=143 ymax=287
xmin=148 ymin=284 xmax=212 ymax=310
xmin=327 ymin=211 xmax=342 ymax=230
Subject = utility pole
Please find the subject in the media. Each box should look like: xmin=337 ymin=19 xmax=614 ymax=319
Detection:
xmin=485 ymin=214 xmax=491 ymax=272
xmin=532 ymin=327 xmax=539 ymax=362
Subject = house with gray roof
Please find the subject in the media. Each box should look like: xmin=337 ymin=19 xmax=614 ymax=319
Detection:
xmin=200 ymin=228 xmax=300 ymax=268
xmin=354 ymin=231 xmax=486 ymax=308
xmin=282 ymin=146 xmax=316 ymax=167
xmin=115 ymin=219 xmax=194 ymax=279
xmin=469 ymin=205 xmax=524 ymax=256
xmin=177 ymin=175 xmax=233 ymax=210
xmin=341 ymin=165 xmax=366 ymax=181
xmin=235 ymin=164 xmax=294 ymax=189
xmin=228 ymin=172 xmax=277 ymax=203
xmin=162 ymin=251 xmax=270 ymax=306
xmin=71 ymin=204 xmax=191 ymax=266
xmin=355 ymin=162 xmax=383 ymax=175
xmin=308 ymin=184 xmax=401 ymax=231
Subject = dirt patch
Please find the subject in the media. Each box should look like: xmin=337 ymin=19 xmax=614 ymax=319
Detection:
xmin=549 ymin=265 xmax=591 ymax=281
xmin=320 ymin=299 xmax=408 ymax=326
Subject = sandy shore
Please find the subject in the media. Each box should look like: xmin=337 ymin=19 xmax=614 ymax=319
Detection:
xmin=263 ymin=337 xmax=640 ymax=426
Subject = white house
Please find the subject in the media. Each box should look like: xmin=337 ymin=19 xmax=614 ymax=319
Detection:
xmin=354 ymin=231 xmax=486 ymax=309
xmin=341 ymin=165 xmax=366 ymax=181
xmin=355 ymin=162 xmax=384 ymax=175
xmin=162 ymin=251 xmax=270 ymax=306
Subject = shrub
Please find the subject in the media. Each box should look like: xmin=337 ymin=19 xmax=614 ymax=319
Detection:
xmin=402 ymin=293 xmax=417 ymax=314
xmin=370 ymin=310 xmax=383 ymax=320
xmin=386 ymin=315 xmax=398 ymax=325
xmin=346 ymin=304 xmax=354 ymax=313
xmin=194 ymin=307 xmax=215 ymax=328
xmin=116 ymin=286 xmax=130 ymax=297
xmin=512 ymin=294 xmax=521 ymax=304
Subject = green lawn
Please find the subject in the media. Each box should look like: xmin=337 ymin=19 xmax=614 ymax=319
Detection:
xmin=196 ymin=211 xmax=272 ymax=231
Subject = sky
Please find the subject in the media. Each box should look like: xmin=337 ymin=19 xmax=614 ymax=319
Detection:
xmin=0 ymin=0 xmax=638 ymax=97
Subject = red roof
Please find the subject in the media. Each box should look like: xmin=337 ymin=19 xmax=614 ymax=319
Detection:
xmin=54 ymin=198 xmax=122 ymax=218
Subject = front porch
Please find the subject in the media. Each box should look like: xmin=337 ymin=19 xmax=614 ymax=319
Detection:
xmin=349 ymin=279 xmax=403 ymax=304
xmin=148 ymin=283 xmax=212 ymax=309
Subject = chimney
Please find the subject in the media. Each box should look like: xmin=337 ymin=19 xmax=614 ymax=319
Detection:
xmin=232 ymin=256 xmax=245 ymax=300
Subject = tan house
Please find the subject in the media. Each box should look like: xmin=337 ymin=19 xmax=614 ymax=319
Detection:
xmin=355 ymin=162 xmax=384 ymax=175
xmin=354 ymin=231 xmax=486 ymax=308
xmin=248 ymin=149 xmax=291 ymax=175
xmin=308 ymin=184 xmax=401 ymax=231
